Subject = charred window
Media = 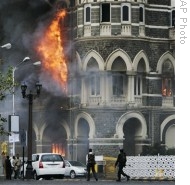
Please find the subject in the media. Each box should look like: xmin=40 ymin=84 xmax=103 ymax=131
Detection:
xmin=112 ymin=74 xmax=123 ymax=96
xmin=139 ymin=7 xmax=144 ymax=22
xmin=122 ymin=6 xmax=129 ymax=21
xmin=86 ymin=7 xmax=91 ymax=22
xmin=101 ymin=3 xmax=110 ymax=22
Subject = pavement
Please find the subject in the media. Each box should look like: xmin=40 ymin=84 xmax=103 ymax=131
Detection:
xmin=0 ymin=174 xmax=175 ymax=181
xmin=0 ymin=178 xmax=175 ymax=185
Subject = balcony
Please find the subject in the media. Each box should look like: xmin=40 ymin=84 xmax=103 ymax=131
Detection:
xmin=139 ymin=25 xmax=145 ymax=37
xmin=162 ymin=96 xmax=174 ymax=107
xmin=88 ymin=96 xmax=102 ymax=105
xmin=111 ymin=96 xmax=127 ymax=106
xmin=121 ymin=24 xmax=131 ymax=36
xmin=84 ymin=25 xmax=91 ymax=37
xmin=100 ymin=23 xmax=111 ymax=36
xmin=169 ymin=27 xmax=175 ymax=39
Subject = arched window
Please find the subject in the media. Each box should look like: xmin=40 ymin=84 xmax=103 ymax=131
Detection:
xmin=90 ymin=74 xmax=100 ymax=95
xmin=134 ymin=58 xmax=145 ymax=96
xmin=162 ymin=60 xmax=174 ymax=97
xmin=171 ymin=10 xmax=175 ymax=27
xmin=111 ymin=57 xmax=126 ymax=96
xmin=112 ymin=74 xmax=124 ymax=96
xmin=139 ymin=7 xmax=144 ymax=22
xmin=86 ymin=57 xmax=100 ymax=96
xmin=122 ymin=6 xmax=129 ymax=21
xmin=86 ymin=7 xmax=91 ymax=22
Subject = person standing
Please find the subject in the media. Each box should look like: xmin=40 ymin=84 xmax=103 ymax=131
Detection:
xmin=115 ymin=149 xmax=130 ymax=182
xmin=5 ymin=156 xmax=12 ymax=180
xmin=86 ymin=148 xmax=98 ymax=181
xmin=14 ymin=154 xmax=21 ymax=179
xmin=10 ymin=156 xmax=15 ymax=177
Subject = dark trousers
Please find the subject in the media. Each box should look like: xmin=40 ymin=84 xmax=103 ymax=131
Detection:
xmin=14 ymin=169 xmax=20 ymax=179
xmin=5 ymin=169 xmax=11 ymax=180
xmin=117 ymin=165 xmax=130 ymax=180
xmin=87 ymin=163 xmax=98 ymax=180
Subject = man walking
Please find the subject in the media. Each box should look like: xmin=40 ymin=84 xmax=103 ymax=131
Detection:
xmin=115 ymin=149 xmax=130 ymax=182
xmin=86 ymin=148 xmax=98 ymax=181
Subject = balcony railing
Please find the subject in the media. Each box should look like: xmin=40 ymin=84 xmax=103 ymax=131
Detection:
xmin=84 ymin=25 xmax=91 ymax=37
xmin=169 ymin=27 xmax=175 ymax=39
xmin=100 ymin=23 xmax=111 ymax=36
xmin=88 ymin=96 xmax=102 ymax=105
xmin=121 ymin=24 xmax=131 ymax=36
xmin=162 ymin=96 xmax=174 ymax=107
xmin=87 ymin=95 xmax=174 ymax=107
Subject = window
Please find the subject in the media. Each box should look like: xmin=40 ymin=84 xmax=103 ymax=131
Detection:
xmin=139 ymin=6 xmax=144 ymax=23
xmin=112 ymin=74 xmax=123 ymax=96
xmin=90 ymin=74 xmax=100 ymax=95
xmin=121 ymin=4 xmax=131 ymax=23
xmin=101 ymin=3 xmax=110 ymax=22
xmin=86 ymin=7 xmax=91 ymax=22
xmin=122 ymin=6 xmax=129 ymax=21
xmin=134 ymin=75 xmax=142 ymax=96
xmin=171 ymin=10 xmax=175 ymax=27
xmin=162 ymin=78 xmax=172 ymax=96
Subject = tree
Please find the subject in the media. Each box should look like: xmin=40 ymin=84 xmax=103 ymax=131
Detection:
xmin=0 ymin=115 xmax=10 ymax=136
xmin=0 ymin=66 xmax=13 ymax=100
xmin=0 ymin=66 xmax=13 ymax=136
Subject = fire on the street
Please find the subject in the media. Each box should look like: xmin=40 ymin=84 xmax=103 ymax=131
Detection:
xmin=36 ymin=10 xmax=67 ymax=92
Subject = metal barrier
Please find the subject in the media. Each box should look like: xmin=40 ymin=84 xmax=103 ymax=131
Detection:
xmin=102 ymin=155 xmax=175 ymax=180
xmin=123 ymin=155 xmax=175 ymax=179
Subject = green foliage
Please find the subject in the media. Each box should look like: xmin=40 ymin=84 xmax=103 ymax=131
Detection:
xmin=0 ymin=66 xmax=13 ymax=100
xmin=0 ymin=114 xmax=10 ymax=136
xmin=0 ymin=66 xmax=13 ymax=135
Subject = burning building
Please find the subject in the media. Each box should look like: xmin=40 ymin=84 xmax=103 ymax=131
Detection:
xmin=0 ymin=0 xmax=175 ymax=164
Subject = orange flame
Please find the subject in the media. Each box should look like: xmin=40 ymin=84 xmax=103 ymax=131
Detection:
xmin=36 ymin=10 xmax=67 ymax=92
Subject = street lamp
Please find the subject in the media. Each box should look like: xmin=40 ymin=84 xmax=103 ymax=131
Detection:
xmin=12 ymin=57 xmax=30 ymax=115
xmin=11 ymin=58 xmax=41 ymax=156
xmin=21 ymin=82 xmax=42 ymax=179
xmin=12 ymin=58 xmax=41 ymax=115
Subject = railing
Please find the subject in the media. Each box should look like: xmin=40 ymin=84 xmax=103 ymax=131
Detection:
xmin=84 ymin=25 xmax=91 ymax=37
xmin=134 ymin=96 xmax=142 ymax=105
xmin=111 ymin=96 xmax=126 ymax=105
xmin=169 ymin=28 xmax=175 ymax=39
xmin=123 ymin=155 xmax=175 ymax=179
xmin=100 ymin=24 xmax=111 ymax=36
xmin=139 ymin=25 xmax=145 ymax=37
xmin=88 ymin=96 xmax=102 ymax=105
xmin=121 ymin=24 xmax=131 ymax=36
xmin=162 ymin=97 xmax=174 ymax=107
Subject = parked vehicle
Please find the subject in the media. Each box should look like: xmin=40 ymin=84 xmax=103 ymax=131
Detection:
xmin=64 ymin=160 xmax=87 ymax=179
xmin=20 ymin=153 xmax=65 ymax=180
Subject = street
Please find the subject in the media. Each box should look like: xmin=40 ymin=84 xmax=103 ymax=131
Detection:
xmin=0 ymin=178 xmax=175 ymax=185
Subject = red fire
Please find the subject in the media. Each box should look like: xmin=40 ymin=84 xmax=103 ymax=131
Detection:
xmin=36 ymin=10 xmax=67 ymax=92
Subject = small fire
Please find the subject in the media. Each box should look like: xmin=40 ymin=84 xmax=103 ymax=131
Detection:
xmin=36 ymin=10 xmax=67 ymax=92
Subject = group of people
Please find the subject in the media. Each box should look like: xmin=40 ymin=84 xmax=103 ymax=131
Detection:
xmin=4 ymin=149 xmax=129 ymax=182
xmin=4 ymin=154 xmax=22 ymax=180
xmin=86 ymin=148 xmax=130 ymax=182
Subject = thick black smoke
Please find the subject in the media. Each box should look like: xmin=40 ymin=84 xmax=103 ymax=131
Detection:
xmin=0 ymin=0 xmax=70 ymax=96
xmin=0 ymin=0 xmax=56 ymax=65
